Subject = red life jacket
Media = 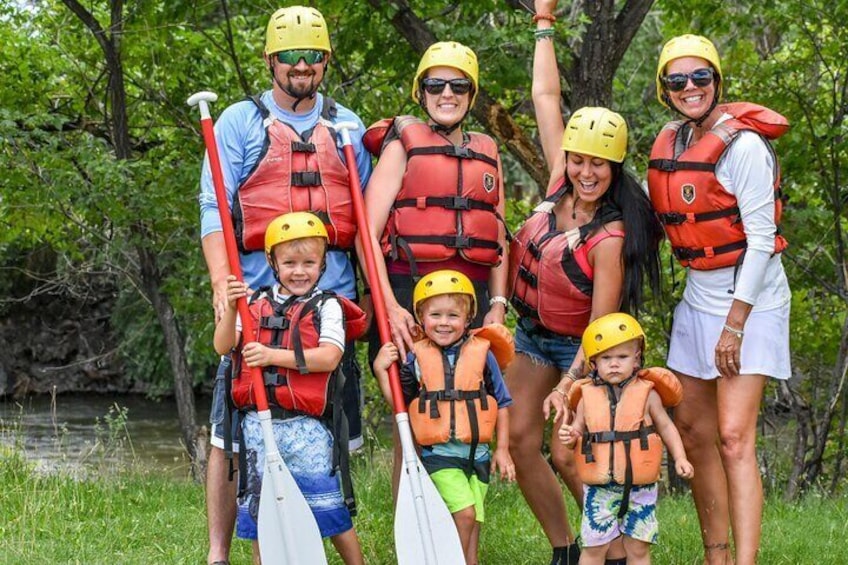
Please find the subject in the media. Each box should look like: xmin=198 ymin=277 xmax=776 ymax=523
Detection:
xmin=231 ymin=290 xmax=367 ymax=417
xmin=363 ymin=116 xmax=503 ymax=268
xmin=233 ymin=96 xmax=357 ymax=252
xmin=408 ymin=324 xmax=514 ymax=449
xmin=508 ymin=182 xmax=625 ymax=337
xmin=647 ymin=102 xmax=789 ymax=270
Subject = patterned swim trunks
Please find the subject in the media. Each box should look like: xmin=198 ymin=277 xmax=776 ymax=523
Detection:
xmin=580 ymin=482 xmax=659 ymax=547
xmin=235 ymin=413 xmax=352 ymax=540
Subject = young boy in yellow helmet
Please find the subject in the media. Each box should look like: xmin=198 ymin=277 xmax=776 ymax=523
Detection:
xmin=558 ymin=313 xmax=694 ymax=565
xmin=214 ymin=212 xmax=366 ymax=564
xmin=373 ymin=270 xmax=515 ymax=564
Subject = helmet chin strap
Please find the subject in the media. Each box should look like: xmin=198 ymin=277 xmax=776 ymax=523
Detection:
xmin=419 ymin=94 xmax=469 ymax=137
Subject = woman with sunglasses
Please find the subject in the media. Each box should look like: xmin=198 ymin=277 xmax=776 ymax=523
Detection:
xmin=362 ymin=40 xmax=508 ymax=361
xmin=649 ymin=34 xmax=791 ymax=565
xmin=361 ymin=44 xmax=508 ymax=555
xmin=507 ymin=2 xmax=663 ymax=564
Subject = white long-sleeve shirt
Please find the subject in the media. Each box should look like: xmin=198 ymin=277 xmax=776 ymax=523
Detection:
xmin=682 ymin=115 xmax=791 ymax=314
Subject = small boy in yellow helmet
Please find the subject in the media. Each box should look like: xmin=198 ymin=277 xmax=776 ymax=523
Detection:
xmin=214 ymin=212 xmax=366 ymax=564
xmin=559 ymin=313 xmax=693 ymax=565
xmin=373 ymin=269 xmax=515 ymax=564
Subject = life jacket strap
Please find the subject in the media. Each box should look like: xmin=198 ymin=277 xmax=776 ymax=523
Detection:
xmin=647 ymin=158 xmax=716 ymax=173
xmin=393 ymin=196 xmax=496 ymax=213
xmin=406 ymin=145 xmax=499 ymax=168
xmin=657 ymin=206 xmax=739 ymax=226
xmin=672 ymin=239 xmax=747 ymax=261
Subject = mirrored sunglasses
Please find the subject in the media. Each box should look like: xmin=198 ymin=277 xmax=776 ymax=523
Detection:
xmin=421 ymin=78 xmax=473 ymax=96
xmin=661 ymin=68 xmax=715 ymax=92
xmin=275 ymin=49 xmax=325 ymax=66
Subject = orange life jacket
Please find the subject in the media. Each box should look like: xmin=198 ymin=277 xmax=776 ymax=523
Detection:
xmin=567 ymin=367 xmax=682 ymax=516
xmin=363 ymin=116 xmax=502 ymax=268
xmin=233 ymin=96 xmax=357 ymax=252
xmin=647 ymin=102 xmax=789 ymax=270
xmin=509 ymin=182 xmax=625 ymax=336
xmin=408 ymin=324 xmax=514 ymax=448
xmin=231 ymin=290 xmax=367 ymax=417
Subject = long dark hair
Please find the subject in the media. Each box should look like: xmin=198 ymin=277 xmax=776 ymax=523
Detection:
xmin=566 ymin=163 xmax=663 ymax=313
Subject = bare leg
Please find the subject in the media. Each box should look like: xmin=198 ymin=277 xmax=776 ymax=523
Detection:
xmin=251 ymin=540 xmax=260 ymax=565
xmin=622 ymin=536 xmax=651 ymax=565
xmin=452 ymin=506 xmax=478 ymax=564
xmin=206 ymin=445 xmax=236 ymax=564
xmin=330 ymin=528 xmax=365 ymax=565
xmin=579 ymin=543 xmax=610 ymax=565
xmin=550 ymin=430 xmax=584 ymax=508
xmin=673 ymin=373 xmax=732 ymax=565
xmin=717 ymin=374 xmax=766 ymax=565
xmin=466 ymin=520 xmax=481 ymax=565
xmin=506 ymin=354 xmax=576 ymax=546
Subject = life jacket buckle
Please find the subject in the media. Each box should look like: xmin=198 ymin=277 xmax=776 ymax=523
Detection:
xmin=453 ymin=146 xmax=471 ymax=159
xmin=451 ymin=235 xmax=471 ymax=249
xmin=445 ymin=196 xmax=471 ymax=210
xmin=660 ymin=211 xmax=687 ymax=225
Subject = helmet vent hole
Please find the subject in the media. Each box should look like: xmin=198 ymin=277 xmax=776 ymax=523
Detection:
xmin=619 ymin=324 xmax=628 ymax=332
xmin=594 ymin=334 xmax=602 ymax=342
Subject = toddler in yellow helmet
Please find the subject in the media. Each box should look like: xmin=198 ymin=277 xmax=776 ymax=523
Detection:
xmin=373 ymin=269 xmax=515 ymax=564
xmin=213 ymin=212 xmax=367 ymax=564
xmin=558 ymin=312 xmax=693 ymax=565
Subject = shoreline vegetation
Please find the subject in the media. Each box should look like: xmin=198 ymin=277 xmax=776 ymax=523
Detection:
xmin=1 ymin=441 xmax=845 ymax=564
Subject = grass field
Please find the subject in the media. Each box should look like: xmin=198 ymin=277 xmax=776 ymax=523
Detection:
xmin=1 ymin=444 xmax=846 ymax=565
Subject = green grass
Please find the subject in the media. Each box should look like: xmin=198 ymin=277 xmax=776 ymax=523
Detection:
xmin=1 ymin=446 xmax=846 ymax=564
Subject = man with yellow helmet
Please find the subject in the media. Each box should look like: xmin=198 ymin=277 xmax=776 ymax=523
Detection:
xmin=504 ymin=2 xmax=663 ymax=564
xmin=648 ymin=33 xmax=791 ymax=565
xmin=196 ymin=7 xmax=371 ymax=564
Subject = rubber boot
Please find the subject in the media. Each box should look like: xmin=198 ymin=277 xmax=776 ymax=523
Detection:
xmin=551 ymin=543 xmax=581 ymax=565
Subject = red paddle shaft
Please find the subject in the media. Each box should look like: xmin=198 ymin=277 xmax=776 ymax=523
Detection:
xmin=189 ymin=92 xmax=270 ymax=412
xmin=336 ymin=125 xmax=406 ymax=415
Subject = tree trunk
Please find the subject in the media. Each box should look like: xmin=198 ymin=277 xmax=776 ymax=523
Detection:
xmin=62 ymin=0 xmax=206 ymax=480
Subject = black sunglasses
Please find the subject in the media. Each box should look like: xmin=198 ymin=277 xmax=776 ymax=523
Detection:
xmin=275 ymin=49 xmax=325 ymax=66
xmin=421 ymin=78 xmax=473 ymax=96
xmin=662 ymin=68 xmax=715 ymax=92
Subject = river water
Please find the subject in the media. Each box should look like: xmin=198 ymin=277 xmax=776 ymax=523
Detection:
xmin=0 ymin=393 xmax=210 ymax=478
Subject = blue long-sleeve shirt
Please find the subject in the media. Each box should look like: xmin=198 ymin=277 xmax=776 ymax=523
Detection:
xmin=198 ymin=91 xmax=372 ymax=298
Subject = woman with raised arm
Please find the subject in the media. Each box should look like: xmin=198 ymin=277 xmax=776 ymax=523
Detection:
xmin=506 ymin=2 xmax=663 ymax=563
xmin=649 ymin=34 xmax=791 ymax=565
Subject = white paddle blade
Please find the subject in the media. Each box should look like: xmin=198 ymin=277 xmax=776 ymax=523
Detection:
xmin=257 ymin=419 xmax=328 ymax=564
xmin=394 ymin=455 xmax=465 ymax=565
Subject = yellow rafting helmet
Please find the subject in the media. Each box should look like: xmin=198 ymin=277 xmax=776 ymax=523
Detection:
xmin=560 ymin=107 xmax=628 ymax=163
xmin=412 ymin=41 xmax=479 ymax=106
xmin=656 ymin=34 xmax=722 ymax=108
xmin=582 ymin=313 xmax=646 ymax=360
xmin=264 ymin=212 xmax=328 ymax=258
xmin=265 ymin=6 xmax=332 ymax=55
xmin=412 ymin=270 xmax=477 ymax=321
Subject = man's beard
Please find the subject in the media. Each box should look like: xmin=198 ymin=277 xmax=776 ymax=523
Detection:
xmin=285 ymin=73 xmax=318 ymax=99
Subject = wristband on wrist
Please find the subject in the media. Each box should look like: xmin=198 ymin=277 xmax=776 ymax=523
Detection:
xmin=723 ymin=324 xmax=744 ymax=339
xmin=533 ymin=13 xmax=557 ymax=23
xmin=551 ymin=386 xmax=566 ymax=396
xmin=534 ymin=27 xmax=555 ymax=41
xmin=489 ymin=295 xmax=509 ymax=308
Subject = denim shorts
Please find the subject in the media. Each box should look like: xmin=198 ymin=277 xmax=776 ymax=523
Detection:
xmin=514 ymin=319 xmax=580 ymax=371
